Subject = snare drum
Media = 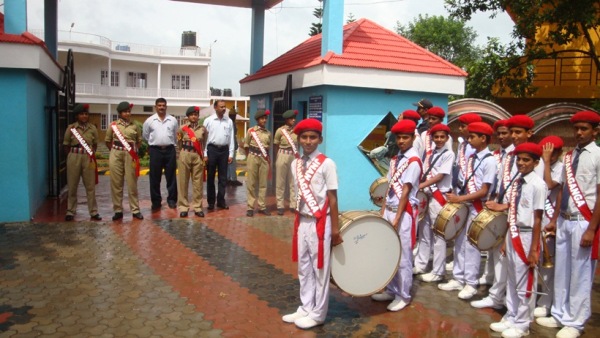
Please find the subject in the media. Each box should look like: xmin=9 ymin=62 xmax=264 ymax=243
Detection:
xmin=331 ymin=211 xmax=401 ymax=297
xmin=433 ymin=203 xmax=468 ymax=241
xmin=468 ymin=209 xmax=508 ymax=251
xmin=369 ymin=177 xmax=388 ymax=207
xmin=416 ymin=191 xmax=429 ymax=221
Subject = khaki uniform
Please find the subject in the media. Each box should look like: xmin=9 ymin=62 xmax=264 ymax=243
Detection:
xmin=105 ymin=119 xmax=142 ymax=213
xmin=177 ymin=123 xmax=206 ymax=212
xmin=244 ymin=126 xmax=271 ymax=211
xmin=273 ymin=125 xmax=298 ymax=209
xmin=63 ymin=122 xmax=99 ymax=216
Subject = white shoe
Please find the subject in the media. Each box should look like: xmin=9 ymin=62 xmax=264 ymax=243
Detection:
xmin=458 ymin=284 xmax=477 ymax=299
xmin=419 ymin=272 xmax=443 ymax=283
xmin=535 ymin=316 xmax=562 ymax=328
xmin=282 ymin=311 xmax=307 ymax=323
xmin=490 ymin=320 xmax=512 ymax=333
xmin=371 ymin=291 xmax=394 ymax=302
xmin=470 ymin=296 xmax=503 ymax=309
xmin=445 ymin=261 xmax=454 ymax=271
xmin=387 ymin=297 xmax=409 ymax=311
xmin=294 ymin=316 xmax=324 ymax=329
xmin=412 ymin=266 xmax=425 ymax=274
xmin=501 ymin=327 xmax=529 ymax=338
xmin=533 ymin=306 xmax=549 ymax=318
xmin=478 ymin=274 xmax=493 ymax=286
xmin=438 ymin=279 xmax=463 ymax=291
xmin=556 ymin=326 xmax=581 ymax=338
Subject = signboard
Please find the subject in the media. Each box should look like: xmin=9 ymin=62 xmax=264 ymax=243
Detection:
xmin=257 ymin=98 xmax=266 ymax=110
xmin=308 ymin=96 xmax=323 ymax=121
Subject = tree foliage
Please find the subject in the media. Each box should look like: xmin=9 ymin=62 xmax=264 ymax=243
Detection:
xmin=347 ymin=12 xmax=357 ymax=24
xmin=309 ymin=3 xmax=323 ymax=36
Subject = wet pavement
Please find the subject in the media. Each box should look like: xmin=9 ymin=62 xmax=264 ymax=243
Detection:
xmin=1 ymin=175 xmax=600 ymax=337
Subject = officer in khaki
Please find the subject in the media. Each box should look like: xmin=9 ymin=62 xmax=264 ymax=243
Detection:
xmin=177 ymin=106 xmax=207 ymax=218
xmin=105 ymin=101 xmax=144 ymax=221
xmin=244 ymin=109 xmax=272 ymax=217
xmin=274 ymin=109 xmax=298 ymax=215
xmin=63 ymin=103 xmax=101 ymax=221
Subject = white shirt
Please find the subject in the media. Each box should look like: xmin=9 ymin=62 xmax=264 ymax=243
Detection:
xmin=142 ymin=113 xmax=178 ymax=146
xmin=456 ymin=141 xmax=476 ymax=186
xmin=511 ymin=171 xmax=547 ymax=229
xmin=292 ymin=150 xmax=338 ymax=215
xmin=386 ymin=147 xmax=422 ymax=207
xmin=424 ymin=147 xmax=455 ymax=193
xmin=561 ymin=141 xmax=600 ymax=213
xmin=203 ymin=114 xmax=235 ymax=158
xmin=548 ymin=160 xmax=564 ymax=204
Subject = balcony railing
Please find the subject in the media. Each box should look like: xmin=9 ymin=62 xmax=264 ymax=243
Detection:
xmin=76 ymin=83 xmax=210 ymax=99
xmin=533 ymin=55 xmax=599 ymax=87
xmin=29 ymin=30 xmax=210 ymax=58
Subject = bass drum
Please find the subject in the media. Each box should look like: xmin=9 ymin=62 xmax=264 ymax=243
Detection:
xmin=468 ymin=209 xmax=508 ymax=251
xmin=433 ymin=203 xmax=468 ymax=241
xmin=369 ymin=177 xmax=388 ymax=207
xmin=331 ymin=211 xmax=401 ymax=297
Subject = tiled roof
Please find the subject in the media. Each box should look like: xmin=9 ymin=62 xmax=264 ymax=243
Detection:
xmin=240 ymin=18 xmax=467 ymax=83
xmin=0 ymin=13 xmax=46 ymax=46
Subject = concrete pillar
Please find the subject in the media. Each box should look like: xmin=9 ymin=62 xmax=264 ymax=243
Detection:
xmin=5 ymin=0 xmax=28 ymax=35
xmin=250 ymin=0 xmax=265 ymax=74
xmin=44 ymin=0 xmax=58 ymax=58
xmin=321 ymin=0 xmax=344 ymax=57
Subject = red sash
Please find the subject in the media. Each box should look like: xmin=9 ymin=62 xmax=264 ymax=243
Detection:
xmin=564 ymin=150 xmax=599 ymax=259
xmin=182 ymin=125 xmax=204 ymax=160
xmin=465 ymin=156 xmax=483 ymax=212
xmin=423 ymin=131 xmax=432 ymax=164
xmin=388 ymin=156 xmax=422 ymax=249
xmin=292 ymin=154 xmax=329 ymax=269
xmin=492 ymin=149 xmax=502 ymax=166
xmin=508 ymin=176 xmax=536 ymax=298
xmin=111 ymin=122 xmax=140 ymax=177
xmin=281 ymin=127 xmax=299 ymax=158
xmin=70 ymin=126 xmax=98 ymax=184
xmin=500 ymin=152 xmax=515 ymax=200
xmin=458 ymin=143 xmax=468 ymax=180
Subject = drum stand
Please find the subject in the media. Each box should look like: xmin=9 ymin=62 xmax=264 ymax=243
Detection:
xmin=516 ymin=266 xmax=551 ymax=296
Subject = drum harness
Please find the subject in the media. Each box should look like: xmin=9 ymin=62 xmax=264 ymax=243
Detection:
xmin=459 ymin=153 xmax=492 ymax=195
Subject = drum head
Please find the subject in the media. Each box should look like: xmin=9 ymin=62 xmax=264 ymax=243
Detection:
xmin=443 ymin=204 xmax=469 ymax=241
xmin=369 ymin=178 xmax=388 ymax=207
xmin=331 ymin=213 xmax=401 ymax=297
xmin=475 ymin=213 xmax=508 ymax=250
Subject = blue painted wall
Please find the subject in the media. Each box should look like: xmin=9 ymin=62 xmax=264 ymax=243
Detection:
xmin=0 ymin=70 xmax=50 ymax=222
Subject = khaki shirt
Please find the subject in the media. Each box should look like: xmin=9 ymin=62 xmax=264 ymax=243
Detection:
xmin=63 ymin=122 xmax=98 ymax=147
xmin=178 ymin=123 xmax=207 ymax=145
xmin=105 ymin=119 xmax=142 ymax=144
xmin=244 ymin=126 xmax=271 ymax=149
xmin=273 ymin=125 xmax=297 ymax=149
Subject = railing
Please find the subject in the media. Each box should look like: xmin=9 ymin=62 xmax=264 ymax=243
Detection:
xmin=29 ymin=30 xmax=210 ymax=57
xmin=533 ymin=55 xmax=599 ymax=86
xmin=76 ymin=83 xmax=210 ymax=99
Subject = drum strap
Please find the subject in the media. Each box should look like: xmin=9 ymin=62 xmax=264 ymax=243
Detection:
xmin=461 ymin=153 xmax=492 ymax=212
xmin=70 ymin=126 xmax=98 ymax=184
xmin=111 ymin=122 xmax=140 ymax=177
xmin=421 ymin=149 xmax=447 ymax=182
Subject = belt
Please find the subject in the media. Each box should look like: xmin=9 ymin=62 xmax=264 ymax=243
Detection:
xmin=517 ymin=227 xmax=533 ymax=233
xmin=299 ymin=213 xmax=316 ymax=219
xmin=278 ymin=148 xmax=295 ymax=155
xmin=150 ymin=145 xmax=174 ymax=149
xmin=181 ymin=145 xmax=197 ymax=152
xmin=114 ymin=141 xmax=134 ymax=149
xmin=560 ymin=211 xmax=584 ymax=221
xmin=385 ymin=205 xmax=398 ymax=212
xmin=208 ymin=143 xmax=228 ymax=150
xmin=70 ymin=146 xmax=86 ymax=154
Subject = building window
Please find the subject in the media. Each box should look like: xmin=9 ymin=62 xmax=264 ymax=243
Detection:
xmin=143 ymin=106 xmax=154 ymax=113
xmin=127 ymin=72 xmax=147 ymax=88
xmin=101 ymin=70 xmax=120 ymax=87
xmin=101 ymin=114 xmax=108 ymax=130
xmin=175 ymin=115 xmax=185 ymax=125
xmin=172 ymin=75 xmax=190 ymax=90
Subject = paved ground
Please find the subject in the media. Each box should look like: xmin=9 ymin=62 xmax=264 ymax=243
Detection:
xmin=1 ymin=175 xmax=600 ymax=337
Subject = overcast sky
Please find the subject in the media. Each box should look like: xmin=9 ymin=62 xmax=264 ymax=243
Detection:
xmin=24 ymin=0 xmax=515 ymax=95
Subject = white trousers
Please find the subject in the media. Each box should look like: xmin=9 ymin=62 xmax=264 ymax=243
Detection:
xmin=550 ymin=217 xmax=596 ymax=331
xmin=452 ymin=206 xmax=481 ymax=286
xmin=487 ymin=244 xmax=508 ymax=305
xmin=505 ymin=232 xmax=535 ymax=330
xmin=296 ymin=215 xmax=332 ymax=322
xmin=415 ymin=196 xmax=445 ymax=275
xmin=383 ymin=208 xmax=414 ymax=302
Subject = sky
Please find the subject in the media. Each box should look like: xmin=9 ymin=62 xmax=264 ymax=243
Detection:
xmin=23 ymin=0 xmax=516 ymax=95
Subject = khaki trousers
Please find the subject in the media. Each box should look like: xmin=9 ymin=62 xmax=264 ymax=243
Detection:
xmin=66 ymin=152 xmax=98 ymax=216
xmin=177 ymin=150 xmax=205 ymax=212
xmin=275 ymin=152 xmax=296 ymax=209
xmin=109 ymin=149 xmax=140 ymax=213
xmin=246 ymin=152 xmax=269 ymax=210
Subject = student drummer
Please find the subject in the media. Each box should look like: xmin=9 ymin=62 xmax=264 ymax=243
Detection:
xmin=414 ymin=123 xmax=455 ymax=282
xmin=440 ymin=122 xmax=497 ymax=300
xmin=281 ymin=118 xmax=342 ymax=329
xmin=486 ymin=142 xmax=547 ymax=338
xmin=400 ymin=109 xmax=425 ymax=158
xmin=537 ymin=111 xmax=600 ymax=338
xmin=371 ymin=119 xmax=423 ymax=311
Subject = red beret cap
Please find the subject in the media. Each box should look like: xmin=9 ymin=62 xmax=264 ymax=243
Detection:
xmin=391 ymin=120 xmax=417 ymax=134
xmin=467 ymin=122 xmax=493 ymax=136
xmin=539 ymin=135 xmax=564 ymax=149
xmin=458 ymin=113 xmax=482 ymax=125
xmin=430 ymin=123 xmax=450 ymax=134
xmin=493 ymin=119 xmax=508 ymax=131
xmin=514 ymin=142 xmax=543 ymax=158
xmin=294 ymin=118 xmax=322 ymax=135
xmin=427 ymin=106 xmax=446 ymax=118
xmin=570 ymin=110 xmax=600 ymax=124
xmin=401 ymin=109 xmax=421 ymax=121
xmin=507 ymin=115 xmax=534 ymax=129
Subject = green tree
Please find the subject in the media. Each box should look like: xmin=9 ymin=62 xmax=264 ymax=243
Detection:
xmin=347 ymin=12 xmax=357 ymax=24
xmin=309 ymin=1 xmax=323 ymax=36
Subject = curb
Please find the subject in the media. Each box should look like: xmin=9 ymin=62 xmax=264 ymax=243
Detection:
xmin=98 ymin=169 xmax=247 ymax=177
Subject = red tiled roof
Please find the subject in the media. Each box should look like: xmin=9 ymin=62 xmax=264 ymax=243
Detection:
xmin=0 ymin=13 xmax=47 ymax=46
xmin=240 ymin=18 xmax=467 ymax=83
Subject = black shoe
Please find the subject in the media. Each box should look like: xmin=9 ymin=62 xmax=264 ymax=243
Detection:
xmin=65 ymin=215 xmax=74 ymax=221
xmin=195 ymin=211 xmax=205 ymax=218
xmin=207 ymin=204 xmax=215 ymax=210
xmin=258 ymin=209 xmax=271 ymax=216
xmin=290 ymin=208 xmax=297 ymax=213
xmin=112 ymin=212 xmax=124 ymax=221
xmin=132 ymin=212 xmax=144 ymax=220
xmin=151 ymin=204 xmax=161 ymax=211
xmin=226 ymin=180 xmax=233 ymax=186
xmin=168 ymin=201 xmax=177 ymax=209
xmin=90 ymin=214 xmax=102 ymax=221
xmin=217 ymin=203 xmax=229 ymax=210
xmin=180 ymin=212 xmax=188 ymax=218
xmin=232 ymin=180 xmax=243 ymax=186
xmin=277 ymin=208 xmax=285 ymax=216
xmin=246 ymin=210 xmax=254 ymax=217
